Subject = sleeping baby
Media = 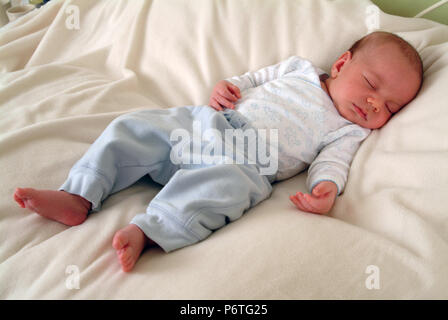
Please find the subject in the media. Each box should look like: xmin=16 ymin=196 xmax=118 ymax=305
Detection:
xmin=14 ymin=31 xmax=423 ymax=272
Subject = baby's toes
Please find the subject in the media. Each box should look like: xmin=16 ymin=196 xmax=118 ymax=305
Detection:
xmin=14 ymin=192 xmax=26 ymax=208
xmin=112 ymin=231 xmax=128 ymax=251
xmin=119 ymin=247 xmax=136 ymax=272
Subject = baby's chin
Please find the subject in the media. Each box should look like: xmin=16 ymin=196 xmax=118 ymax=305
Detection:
xmin=355 ymin=119 xmax=387 ymax=130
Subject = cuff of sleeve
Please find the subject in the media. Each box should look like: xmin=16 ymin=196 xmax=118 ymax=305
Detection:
xmin=308 ymin=177 xmax=342 ymax=196
xmin=225 ymin=77 xmax=252 ymax=91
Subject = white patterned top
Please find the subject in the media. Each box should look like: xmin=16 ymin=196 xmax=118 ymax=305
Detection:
xmin=226 ymin=56 xmax=371 ymax=194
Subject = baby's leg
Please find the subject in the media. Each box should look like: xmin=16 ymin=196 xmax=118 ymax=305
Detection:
xmin=130 ymin=163 xmax=273 ymax=254
xmin=14 ymin=188 xmax=91 ymax=226
xmin=24 ymin=109 xmax=185 ymax=227
xmin=59 ymin=108 xmax=191 ymax=213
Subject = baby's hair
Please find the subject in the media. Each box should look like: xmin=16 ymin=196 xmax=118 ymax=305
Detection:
xmin=348 ymin=31 xmax=423 ymax=86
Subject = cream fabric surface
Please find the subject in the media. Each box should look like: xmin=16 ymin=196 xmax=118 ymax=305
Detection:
xmin=0 ymin=0 xmax=447 ymax=299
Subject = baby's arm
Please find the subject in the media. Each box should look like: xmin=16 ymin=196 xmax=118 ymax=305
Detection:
xmin=209 ymin=56 xmax=308 ymax=111
xmin=226 ymin=55 xmax=308 ymax=90
xmin=291 ymin=126 xmax=371 ymax=214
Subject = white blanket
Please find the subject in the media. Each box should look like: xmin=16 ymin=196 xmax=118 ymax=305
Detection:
xmin=1 ymin=0 xmax=447 ymax=299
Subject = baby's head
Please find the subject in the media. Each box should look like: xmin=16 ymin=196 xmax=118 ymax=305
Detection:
xmin=324 ymin=31 xmax=423 ymax=129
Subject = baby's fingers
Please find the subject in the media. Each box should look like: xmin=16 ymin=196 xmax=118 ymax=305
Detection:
xmin=215 ymin=94 xmax=235 ymax=109
xmin=219 ymin=86 xmax=239 ymax=102
xmin=290 ymin=195 xmax=312 ymax=213
xmin=304 ymin=193 xmax=332 ymax=214
xmin=209 ymin=98 xmax=223 ymax=111
xmin=299 ymin=193 xmax=321 ymax=213
xmin=289 ymin=195 xmax=305 ymax=211
xmin=227 ymin=84 xmax=241 ymax=99
xmin=290 ymin=193 xmax=317 ymax=213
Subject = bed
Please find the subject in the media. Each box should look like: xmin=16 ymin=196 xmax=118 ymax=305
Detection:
xmin=1 ymin=0 xmax=447 ymax=299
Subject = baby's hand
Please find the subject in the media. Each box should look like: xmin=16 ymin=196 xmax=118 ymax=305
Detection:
xmin=209 ymin=80 xmax=241 ymax=111
xmin=289 ymin=181 xmax=338 ymax=214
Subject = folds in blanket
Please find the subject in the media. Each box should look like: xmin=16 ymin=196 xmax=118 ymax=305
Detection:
xmin=0 ymin=46 xmax=157 ymax=133
xmin=0 ymin=0 xmax=149 ymax=70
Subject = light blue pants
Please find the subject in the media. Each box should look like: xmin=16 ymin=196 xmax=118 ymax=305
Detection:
xmin=60 ymin=106 xmax=276 ymax=252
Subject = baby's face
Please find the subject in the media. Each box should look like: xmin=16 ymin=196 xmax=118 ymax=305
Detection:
xmin=326 ymin=42 xmax=421 ymax=129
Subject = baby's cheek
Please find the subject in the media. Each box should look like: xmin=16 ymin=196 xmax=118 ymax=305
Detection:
xmin=382 ymin=113 xmax=393 ymax=126
xmin=338 ymin=83 xmax=355 ymax=101
xmin=372 ymin=113 xmax=391 ymax=129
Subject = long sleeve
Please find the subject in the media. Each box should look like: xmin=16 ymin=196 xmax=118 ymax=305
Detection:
xmin=306 ymin=126 xmax=371 ymax=195
xmin=226 ymin=56 xmax=317 ymax=91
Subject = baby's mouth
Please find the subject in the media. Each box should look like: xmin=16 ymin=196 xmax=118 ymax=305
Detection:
xmin=353 ymin=103 xmax=367 ymax=120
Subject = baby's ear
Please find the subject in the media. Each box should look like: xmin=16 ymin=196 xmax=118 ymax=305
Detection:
xmin=331 ymin=51 xmax=352 ymax=77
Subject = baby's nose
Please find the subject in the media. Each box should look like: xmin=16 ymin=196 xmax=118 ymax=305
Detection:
xmin=367 ymin=97 xmax=380 ymax=113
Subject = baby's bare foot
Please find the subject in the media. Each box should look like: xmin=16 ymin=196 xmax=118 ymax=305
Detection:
xmin=112 ymin=224 xmax=155 ymax=272
xmin=13 ymin=188 xmax=91 ymax=226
